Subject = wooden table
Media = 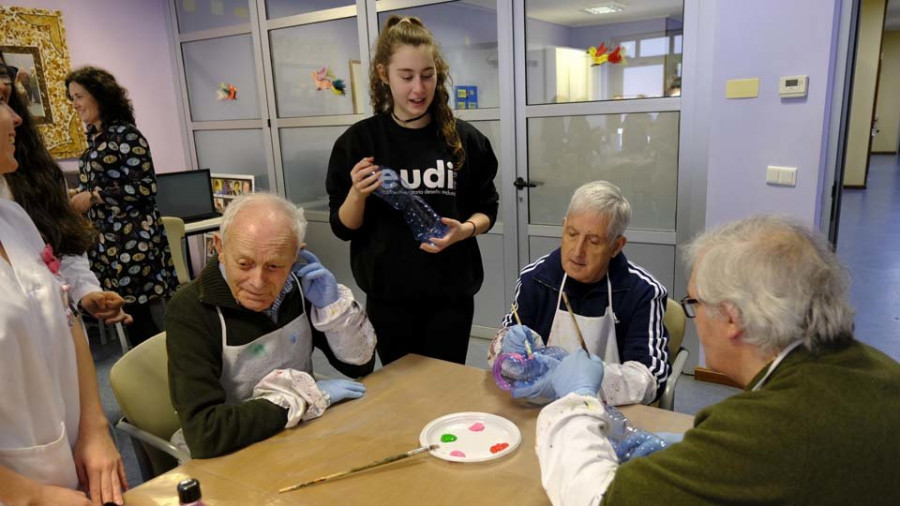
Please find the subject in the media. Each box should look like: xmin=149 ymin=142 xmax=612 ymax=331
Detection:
xmin=124 ymin=355 xmax=694 ymax=505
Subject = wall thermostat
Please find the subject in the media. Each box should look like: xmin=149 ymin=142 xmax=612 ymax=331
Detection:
xmin=779 ymin=75 xmax=808 ymax=98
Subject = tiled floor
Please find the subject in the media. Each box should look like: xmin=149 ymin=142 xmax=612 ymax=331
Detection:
xmin=836 ymin=153 xmax=900 ymax=361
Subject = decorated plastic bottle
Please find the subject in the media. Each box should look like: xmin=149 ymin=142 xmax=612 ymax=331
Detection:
xmin=373 ymin=167 xmax=449 ymax=242
xmin=178 ymin=478 xmax=205 ymax=505
xmin=492 ymin=346 xmax=568 ymax=391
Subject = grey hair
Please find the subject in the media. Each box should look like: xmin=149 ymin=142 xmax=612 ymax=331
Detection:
xmin=683 ymin=215 xmax=854 ymax=355
xmin=219 ymin=192 xmax=307 ymax=249
xmin=566 ymin=181 xmax=631 ymax=242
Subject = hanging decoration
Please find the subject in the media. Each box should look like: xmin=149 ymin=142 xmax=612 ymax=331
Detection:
xmin=216 ymin=82 xmax=237 ymax=101
xmin=587 ymin=42 xmax=627 ymax=66
xmin=311 ymin=66 xmax=346 ymax=96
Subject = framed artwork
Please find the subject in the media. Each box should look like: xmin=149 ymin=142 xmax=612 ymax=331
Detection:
xmin=0 ymin=6 xmax=87 ymax=159
xmin=1 ymin=46 xmax=52 ymax=124
xmin=210 ymin=173 xmax=255 ymax=212
xmin=203 ymin=233 xmax=218 ymax=261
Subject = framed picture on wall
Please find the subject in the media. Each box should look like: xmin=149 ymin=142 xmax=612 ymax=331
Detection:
xmin=0 ymin=45 xmax=53 ymax=124
xmin=210 ymin=173 xmax=255 ymax=211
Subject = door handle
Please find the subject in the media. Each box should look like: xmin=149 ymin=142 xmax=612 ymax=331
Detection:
xmin=513 ymin=177 xmax=538 ymax=190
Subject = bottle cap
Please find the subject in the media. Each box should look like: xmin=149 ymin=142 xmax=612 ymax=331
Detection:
xmin=177 ymin=478 xmax=202 ymax=503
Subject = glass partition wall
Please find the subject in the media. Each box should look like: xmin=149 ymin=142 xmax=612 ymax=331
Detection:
xmin=166 ymin=0 xmax=685 ymax=336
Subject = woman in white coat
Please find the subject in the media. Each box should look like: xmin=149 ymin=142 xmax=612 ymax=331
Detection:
xmin=0 ymin=67 xmax=127 ymax=506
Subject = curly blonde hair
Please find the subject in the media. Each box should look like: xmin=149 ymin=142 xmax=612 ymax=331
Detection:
xmin=369 ymin=15 xmax=465 ymax=170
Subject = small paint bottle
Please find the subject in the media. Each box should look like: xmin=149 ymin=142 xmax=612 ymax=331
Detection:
xmin=177 ymin=478 xmax=204 ymax=505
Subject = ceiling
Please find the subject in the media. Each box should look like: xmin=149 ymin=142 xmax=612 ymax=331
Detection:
xmin=522 ymin=0 xmax=682 ymax=27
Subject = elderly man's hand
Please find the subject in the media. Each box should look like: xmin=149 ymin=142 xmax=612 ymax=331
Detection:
xmin=294 ymin=249 xmax=339 ymax=308
xmin=551 ymin=349 xmax=606 ymax=397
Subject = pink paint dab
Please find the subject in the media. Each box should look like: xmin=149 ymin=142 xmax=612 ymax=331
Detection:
xmin=450 ymin=450 xmax=466 ymax=458
xmin=468 ymin=422 xmax=485 ymax=432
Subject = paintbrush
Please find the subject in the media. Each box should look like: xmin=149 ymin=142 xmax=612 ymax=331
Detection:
xmin=510 ymin=303 xmax=533 ymax=358
xmin=560 ymin=291 xmax=589 ymax=352
xmin=278 ymin=444 xmax=439 ymax=493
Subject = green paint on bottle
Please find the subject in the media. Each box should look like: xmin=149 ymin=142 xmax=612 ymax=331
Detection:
xmin=440 ymin=433 xmax=457 ymax=443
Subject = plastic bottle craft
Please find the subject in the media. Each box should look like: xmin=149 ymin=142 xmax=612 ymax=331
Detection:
xmin=491 ymin=346 xmax=568 ymax=392
xmin=373 ymin=167 xmax=449 ymax=242
xmin=604 ymin=405 xmax=668 ymax=463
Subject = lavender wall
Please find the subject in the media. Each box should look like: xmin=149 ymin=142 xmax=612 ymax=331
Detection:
xmin=703 ymin=0 xmax=842 ymax=227
xmin=12 ymin=0 xmax=187 ymax=173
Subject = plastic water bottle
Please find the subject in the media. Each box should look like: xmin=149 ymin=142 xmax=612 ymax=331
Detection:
xmin=492 ymin=346 xmax=568 ymax=391
xmin=373 ymin=167 xmax=449 ymax=242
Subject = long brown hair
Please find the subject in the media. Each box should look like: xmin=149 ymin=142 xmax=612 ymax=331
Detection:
xmin=369 ymin=15 xmax=465 ymax=169
xmin=65 ymin=66 xmax=136 ymax=127
xmin=1 ymin=53 xmax=96 ymax=255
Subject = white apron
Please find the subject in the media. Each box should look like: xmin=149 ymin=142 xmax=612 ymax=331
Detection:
xmin=547 ymin=273 xmax=621 ymax=364
xmin=0 ymin=200 xmax=80 ymax=488
xmin=217 ymin=274 xmax=314 ymax=403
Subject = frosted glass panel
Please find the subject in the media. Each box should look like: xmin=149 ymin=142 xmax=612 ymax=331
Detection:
xmin=194 ymin=129 xmax=271 ymax=190
xmin=270 ymin=18 xmax=361 ymax=118
xmin=176 ymin=0 xmax=251 ymax=34
xmin=527 ymin=112 xmax=679 ymax=231
xmin=183 ymin=35 xmax=261 ymax=121
xmin=525 ymin=0 xmax=684 ymax=104
xmin=266 ymin=0 xmax=354 ymax=19
xmin=279 ymin=126 xmax=346 ymax=211
xmin=378 ymin=1 xmax=500 ymax=110
xmin=470 ymin=120 xmax=502 ymax=225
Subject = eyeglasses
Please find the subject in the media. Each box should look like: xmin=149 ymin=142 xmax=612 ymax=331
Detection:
xmin=0 ymin=64 xmax=18 ymax=85
xmin=679 ymin=296 xmax=702 ymax=319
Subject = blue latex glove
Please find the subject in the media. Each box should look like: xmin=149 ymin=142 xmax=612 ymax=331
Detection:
xmin=501 ymin=325 xmax=537 ymax=356
xmin=550 ymin=349 xmax=606 ymax=397
xmin=317 ymin=378 xmax=366 ymax=406
xmin=610 ymin=430 xmax=669 ymax=463
xmin=511 ymin=353 xmax=562 ymax=399
xmin=294 ymin=249 xmax=339 ymax=308
xmin=655 ymin=432 xmax=684 ymax=446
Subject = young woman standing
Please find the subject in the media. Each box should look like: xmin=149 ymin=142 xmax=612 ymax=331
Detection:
xmin=327 ymin=15 xmax=499 ymax=365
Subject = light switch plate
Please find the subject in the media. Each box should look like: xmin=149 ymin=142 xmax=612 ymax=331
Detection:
xmin=766 ymin=166 xmax=797 ymax=187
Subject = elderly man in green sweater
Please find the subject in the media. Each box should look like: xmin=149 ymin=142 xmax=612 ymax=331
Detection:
xmin=535 ymin=215 xmax=900 ymax=505
xmin=166 ymin=193 xmax=376 ymax=458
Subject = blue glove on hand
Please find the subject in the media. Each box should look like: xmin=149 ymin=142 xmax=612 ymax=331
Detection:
xmin=511 ymin=353 xmax=562 ymax=399
xmin=550 ymin=349 xmax=606 ymax=398
xmin=294 ymin=250 xmax=339 ymax=308
xmin=317 ymin=378 xmax=366 ymax=406
xmin=610 ymin=430 xmax=669 ymax=463
xmin=501 ymin=325 xmax=537 ymax=356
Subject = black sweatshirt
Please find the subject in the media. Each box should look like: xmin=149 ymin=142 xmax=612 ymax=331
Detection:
xmin=326 ymin=113 xmax=499 ymax=302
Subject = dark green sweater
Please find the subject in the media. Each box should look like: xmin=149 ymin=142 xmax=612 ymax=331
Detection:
xmin=166 ymin=259 xmax=375 ymax=459
xmin=604 ymin=341 xmax=900 ymax=505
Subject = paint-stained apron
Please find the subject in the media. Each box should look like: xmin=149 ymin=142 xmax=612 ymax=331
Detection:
xmin=546 ymin=273 xmax=621 ymax=364
xmin=217 ymin=274 xmax=314 ymax=403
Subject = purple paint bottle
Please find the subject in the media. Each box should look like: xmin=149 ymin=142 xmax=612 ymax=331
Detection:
xmin=177 ymin=478 xmax=204 ymax=505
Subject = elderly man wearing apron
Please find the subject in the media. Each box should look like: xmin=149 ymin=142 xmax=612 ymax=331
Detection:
xmin=167 ymin=193 xmax=376 ymax=459
xmin=489 ymin=181 xmax=670 ymax=406
xmin=534 ymin=215 xmax=900 ymax=506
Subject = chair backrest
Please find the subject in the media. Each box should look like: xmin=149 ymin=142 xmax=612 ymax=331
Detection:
xmin=663 ymin=298 xmax=686 ymax=358
xmin=109 ymin=332 xmax=181 ymax=475
xmin=161 ymin=216 xmax=190 ymax=285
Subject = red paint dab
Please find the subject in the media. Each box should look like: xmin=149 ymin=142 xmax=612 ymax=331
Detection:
xmin=490 ymin=442 xmax=509 ymax=454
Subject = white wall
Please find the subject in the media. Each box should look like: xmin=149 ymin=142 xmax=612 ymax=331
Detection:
xmin=12 ymin=0 xmax=188 ymax=174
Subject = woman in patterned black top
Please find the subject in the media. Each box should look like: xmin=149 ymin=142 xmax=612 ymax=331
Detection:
xmin=66 ymin=66 xmax=175 ymax=346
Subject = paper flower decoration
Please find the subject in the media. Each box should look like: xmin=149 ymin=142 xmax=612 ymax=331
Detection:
xmin=41 ymin=244 xmax=60 ymax=275
xmin=216 ymin=82 xmax=237 ymax=101
xmin=587 ymin=43 xmax=627 ymax=66
xmin=312 ymin=67 xmax=346 ymax=96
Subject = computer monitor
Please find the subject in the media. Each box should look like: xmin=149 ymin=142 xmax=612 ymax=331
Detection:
xmin=155 ymin=169 xmax=220 ymax=222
